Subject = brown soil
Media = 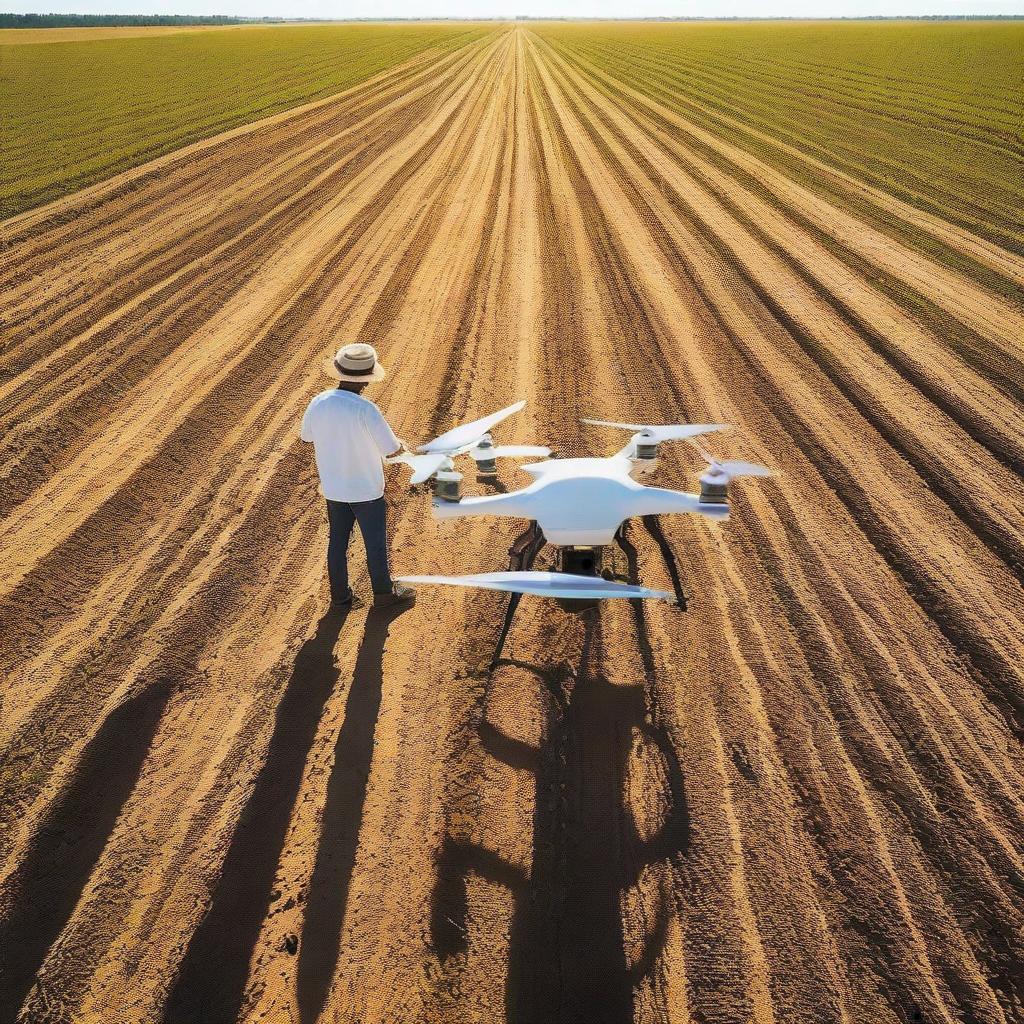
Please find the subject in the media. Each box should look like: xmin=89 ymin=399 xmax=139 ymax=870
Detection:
xmin=1 ymin=26 xmax=1022 ymax=1024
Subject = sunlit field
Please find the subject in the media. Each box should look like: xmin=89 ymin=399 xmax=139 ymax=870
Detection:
xmin=2 ymin=20 xmax=1022 ymax=1024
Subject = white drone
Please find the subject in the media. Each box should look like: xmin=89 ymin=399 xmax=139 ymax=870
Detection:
xmin=388 ymin=400 xmax=774 ymax=649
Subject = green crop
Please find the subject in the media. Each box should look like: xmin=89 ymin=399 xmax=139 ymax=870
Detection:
xmin=532 ymin=20 xmax=1024 ymax=259
xmin=1 ymin=22 xmax=490 ymax=218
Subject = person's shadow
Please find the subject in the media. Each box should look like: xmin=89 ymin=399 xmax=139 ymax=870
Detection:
xmin=166 ymin=601 xmax=409 ymax=1024
xmin=297 ymin=602 xmax=411 ymax=1024
xmin=0 ymin=680 xmax=173 ymax=1021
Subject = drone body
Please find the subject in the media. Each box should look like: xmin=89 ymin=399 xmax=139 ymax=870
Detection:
xmin=432 ymin=454 xmax=728 ymax=546
xmin=388 ymin=400 xmax=773 ymax=619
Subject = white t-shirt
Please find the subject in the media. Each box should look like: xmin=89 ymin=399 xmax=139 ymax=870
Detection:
xmin=300 ymin=389 xmax=401 ymax=502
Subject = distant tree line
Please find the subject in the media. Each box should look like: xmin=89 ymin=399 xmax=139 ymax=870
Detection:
xmin=0 ymin=13 xmax=312 ymax=27
xmin=4 ymin=12 xmax=1020 ymax=29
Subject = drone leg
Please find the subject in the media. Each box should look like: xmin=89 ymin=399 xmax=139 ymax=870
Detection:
xmin=507 ymin=521 xmax=543 ymax=572
xmin=640 ymin=515 xmax=688 ymax=611
xmin=491 ymin=595 xmax=524 ymax=671
xmin=614 ymin=521 xmax=639 ymax=581
xmin=491 ymin=523 xmax=545 ymax=670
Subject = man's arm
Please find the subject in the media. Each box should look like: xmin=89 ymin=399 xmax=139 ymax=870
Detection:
xmin=364 ymin=403 xmax=402 ymax=457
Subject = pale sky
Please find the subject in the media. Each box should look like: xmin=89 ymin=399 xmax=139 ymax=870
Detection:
xmin=6 ymin=0 xmax=1022 ymax=23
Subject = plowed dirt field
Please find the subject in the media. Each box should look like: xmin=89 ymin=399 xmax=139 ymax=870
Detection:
xmin=1 ymin=23 xmax=1022 ymax=1024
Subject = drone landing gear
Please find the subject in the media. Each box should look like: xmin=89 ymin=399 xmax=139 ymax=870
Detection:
xmin=488 ymin=519 xmax=688 ymax=670
xmin=491 ymin=522 xmax=547 ymax=670
xmin=614 ymin=520 xmax=688 ymax=611
xmin=641 ymin=515 xmax=689 ymax=611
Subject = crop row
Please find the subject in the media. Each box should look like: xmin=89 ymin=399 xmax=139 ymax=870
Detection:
xmin=1 ymin=22 xmax=491 ymax=218
xmin=533 ymin=20 xmax=1024 ymax=274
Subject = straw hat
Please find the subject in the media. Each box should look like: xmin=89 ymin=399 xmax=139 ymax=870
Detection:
xmin=324 ymin=343 xmax=386 ymax=382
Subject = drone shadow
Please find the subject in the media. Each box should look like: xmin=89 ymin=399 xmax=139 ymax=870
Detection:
xmin=431 ymin=608 xmax=690 ymax=1023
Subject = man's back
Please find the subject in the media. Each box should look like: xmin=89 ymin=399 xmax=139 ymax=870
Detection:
xmin=300 ymin=389 xmax=400 ymax=503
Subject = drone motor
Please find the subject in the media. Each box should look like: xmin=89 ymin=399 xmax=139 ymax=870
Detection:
xmin=696 ymin=450 xmax=774 ymax=504
xmin=634 ymin=439 xmax=659 ymax=461
xmin=473 ymin=436 xmax=498 ymax=476
xmin=433 ymin=470 xmax=463 ymax=502
xmin=699 ymin=474 xmax=729 ymax=505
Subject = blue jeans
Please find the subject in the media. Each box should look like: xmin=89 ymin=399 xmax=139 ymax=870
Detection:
xmin=326 ymin=497 xmax=393 ymax=599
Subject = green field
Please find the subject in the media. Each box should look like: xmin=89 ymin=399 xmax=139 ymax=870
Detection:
xmin=3 ymin=19 xmax=1021 ymax=235
xmin=534 ymin=20 xmax=1024 ymax=256
xmin=0 ymin=22 xmax=488 ymax=218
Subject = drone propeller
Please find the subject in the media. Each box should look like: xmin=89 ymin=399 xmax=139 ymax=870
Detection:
xmin=420 ymin=400 xmax=527 ymax=453
xmin=708 ymin=459 xmax=774 ymax=478
xmin=387 ymin=451 xmax=451 ymax=485
xmin=390 ymin=402 xmax=548 ymax=485
xmin=395 ymin=571 xmax=675 ymax=601
xmin=695 ymin=446 xmax=775 ymax=481
xmin=468 ymin=443 xmax=551 ymax=461
xmin=582 ymin=419 xmax=730 ymax=442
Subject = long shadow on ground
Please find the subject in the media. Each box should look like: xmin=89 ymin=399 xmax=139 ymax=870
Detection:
xmin=297 ymin=602 xmax=413 ymax=1024
xmin=0 ymin=679 xmax=173 ymax=1020
xmin=431 ymin=607 xmax=690 ymax=1023
xmin=164 ymin=607 xmax=350 ymax=1023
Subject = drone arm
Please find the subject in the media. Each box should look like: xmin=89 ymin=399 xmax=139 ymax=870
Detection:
xmin=628 ymin=486 xmax=730 ymax=521
xmin=431 ymin=490 xmax=537 ymax=522
xmin=616 ymin=435 xmax=640 ymax=460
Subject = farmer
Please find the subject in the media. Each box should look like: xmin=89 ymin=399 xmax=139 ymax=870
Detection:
xmin=300 ymin=343 xmax=416 ymax=608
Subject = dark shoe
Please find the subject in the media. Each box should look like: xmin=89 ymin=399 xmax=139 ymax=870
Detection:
xmin=374 ymin=583 xmax=416 ymax=607
xmin=331 ymin=589 xmax=356 ymax=608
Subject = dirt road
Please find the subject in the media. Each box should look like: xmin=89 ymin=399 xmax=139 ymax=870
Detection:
xmin=1 ymin=25 xmax=1022 ymax=1024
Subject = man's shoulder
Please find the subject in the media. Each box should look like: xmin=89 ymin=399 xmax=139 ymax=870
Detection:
xmin=305 ymin=389 xmax=382 ymax=418
xmin=338 ymin=392 xmax=384 ymax=419
xmin=306 ymin=388 xmax=339 ymax=408
xmin=356 ymin=395 xmax=383 ymax=415
xmin=307 ymin=388 xmax=363 ymax=413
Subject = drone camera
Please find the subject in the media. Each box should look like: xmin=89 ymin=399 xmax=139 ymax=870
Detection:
xmin=635 ymin=440 xmax=659 ymax=461
xmin=433 ymin=470 xmax=463 ymax=502
xmin=559 ymin=546 xmax=603 ymax=576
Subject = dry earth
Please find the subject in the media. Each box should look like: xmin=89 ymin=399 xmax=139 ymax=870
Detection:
xmin=1 ymin=25 xmax=1023 ymax=1024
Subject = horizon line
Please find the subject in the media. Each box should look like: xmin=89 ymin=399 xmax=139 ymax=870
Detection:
xmin=4 ymin=11 xmax=1023 ymax=19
